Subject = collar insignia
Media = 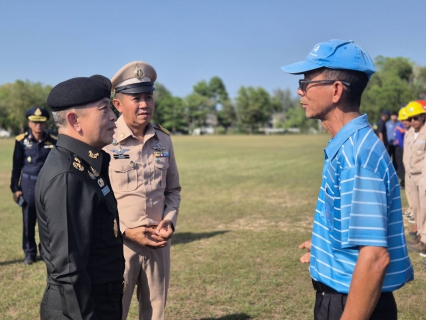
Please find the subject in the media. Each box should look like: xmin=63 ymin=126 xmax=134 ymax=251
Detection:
xmin=88 ymin=150 xmax=99 ymax=159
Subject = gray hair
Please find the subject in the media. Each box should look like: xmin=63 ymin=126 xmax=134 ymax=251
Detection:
xmin=52 ymin=105 xmax=87 ymax=128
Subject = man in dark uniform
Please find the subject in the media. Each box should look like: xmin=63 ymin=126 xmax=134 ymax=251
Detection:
xmin=10 ymin=107 xmax=57 ymax=265
xmin=376 ymin=109 xmax=389 ymax=148
xmin=35 ymin=75 xmax=125 ymax=319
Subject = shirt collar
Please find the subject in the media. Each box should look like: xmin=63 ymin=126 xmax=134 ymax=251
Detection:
xmin=324 ymin=114 xmax=370 ymax=160
xmin=114 ymin=115 xmax=157 ymax=143
xmin=56 ymin=134 xmax=105 ymax=173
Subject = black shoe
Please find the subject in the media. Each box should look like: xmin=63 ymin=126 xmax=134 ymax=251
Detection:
xmin=24 ymin=258 xmax=34 ymax=265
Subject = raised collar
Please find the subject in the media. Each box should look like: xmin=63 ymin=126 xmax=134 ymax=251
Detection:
xmin=114 ymin=115 xmax=157 ymax=143
xmin=324 ymin=114 xmax=370 ymax=160
xmin=56 ymin=134 xmax=104 ymax=173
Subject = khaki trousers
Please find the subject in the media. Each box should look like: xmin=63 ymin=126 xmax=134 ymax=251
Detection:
xmin=122 ymin=238 xmax=170 ymax=320
xmin=408 ymin=174 xmax=421 ymax=226
xmin=419 ymin=182 xmax=426 ymax=243
xmin=404 ymin=172 xmax=412 ymax=211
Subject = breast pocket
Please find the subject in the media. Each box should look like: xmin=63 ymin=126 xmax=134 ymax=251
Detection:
xmin=109 ymin=160 xmax=138 ymax=191
xmin=153 ymin=160 xmax=169 ymax=189
xmin=322 ymin=188 xmax=335 ymax=229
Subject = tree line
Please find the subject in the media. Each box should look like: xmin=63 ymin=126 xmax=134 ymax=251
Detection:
xmin=1 ymin=56 xmax=425 ymax=135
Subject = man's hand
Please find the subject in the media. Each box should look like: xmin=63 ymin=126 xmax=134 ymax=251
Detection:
xmin=123 ymin=227 xmax=167 ymax=249
xmin=156 ymin=219 xmax=174 ymax=241
xmin=13 ymin=191 xmax=22 ymax=203
xmin=299 ymin=240 xmax=311 ymax=263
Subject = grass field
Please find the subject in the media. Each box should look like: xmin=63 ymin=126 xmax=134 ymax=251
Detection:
xmin=1 ymin=135 xmax=425 ymax=320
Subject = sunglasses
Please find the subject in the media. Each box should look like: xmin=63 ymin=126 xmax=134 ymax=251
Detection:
xmin=298 ymin=80 xmax=351 ymax=93
xmin=407 ymin=116 xmax=423 ymax=122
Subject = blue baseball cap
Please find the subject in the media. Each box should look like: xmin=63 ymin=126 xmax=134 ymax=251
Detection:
xmin=282 ymin=39 xmax=376 ymax=78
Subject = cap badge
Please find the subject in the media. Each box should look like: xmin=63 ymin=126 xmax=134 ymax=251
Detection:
xmin=73 ymin=157 xmax=84 ymax=171
xmin=114 ymin=219 xmax=118 ymax=237
xmin=152 ymin=142 xmax=166 ymax=151
xmin=88 ymin=150 xmax=99 ymax=159
xmin=35 ymin=108 xmax=42 ymax=116
xmin=90 ymin=166 xmax=100 ymax=177
xmin=98 ymin=178 xmax=105 ymax=188
xmin=134 ymin=66 xmax=144 ymax=80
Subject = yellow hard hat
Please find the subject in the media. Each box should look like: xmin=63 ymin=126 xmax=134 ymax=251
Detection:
xmin=405 ymin=101 xmax=426 ymax=117
xmin=398 ymin=107 xmax=409 ymax=121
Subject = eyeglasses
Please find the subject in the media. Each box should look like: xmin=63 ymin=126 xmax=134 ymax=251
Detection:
xmin=298 ymin=79 xmax=351 ymax=93
xmin=407 ymin=116 xmax=423 ymax=122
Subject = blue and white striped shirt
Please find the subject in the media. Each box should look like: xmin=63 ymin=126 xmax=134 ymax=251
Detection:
xmin=310 ymin=114 xmax=414 ymax=293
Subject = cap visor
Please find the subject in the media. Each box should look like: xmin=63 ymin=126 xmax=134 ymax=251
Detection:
xmin=281 ymin=60 xmax=323 ymax=74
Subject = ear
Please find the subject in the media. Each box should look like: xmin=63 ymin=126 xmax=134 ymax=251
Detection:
xmin=331 ymin=81 xmax=345 ymax=104
xmin=113 ymin=98 xmax=123 ymax=113
xmin=66 ymin=111 xmax=82 ymax=132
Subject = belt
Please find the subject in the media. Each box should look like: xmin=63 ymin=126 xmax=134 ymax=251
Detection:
xmin=22 ymin=173 xmax=38 ymax=180
xmin=47 ymin=281 xmax=126 ymax=295
xmin=91 ymin=281 xmax=126 ymax=295
xmin=312 ymin=279 xmax=340 ymax=294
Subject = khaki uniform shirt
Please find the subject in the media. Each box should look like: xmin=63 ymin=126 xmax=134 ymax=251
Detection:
xmin=104 ymin=116 xmax=181 ymax=232
xmin=403 ymin=127 xmax=414 ymax=171
xmin=409 ymin=124 xmax=426 ymax=175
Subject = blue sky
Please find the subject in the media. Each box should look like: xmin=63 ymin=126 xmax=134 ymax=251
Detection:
xmin=1 ymin=0 xmax=425 ymax=100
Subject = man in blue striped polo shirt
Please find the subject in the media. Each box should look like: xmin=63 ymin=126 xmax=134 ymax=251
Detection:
xmin=282 ymin=40 xmax=414 ymax=320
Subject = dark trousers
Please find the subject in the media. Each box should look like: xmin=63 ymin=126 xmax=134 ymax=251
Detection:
xmin=387 ymin=144 xmax=398 ymax=172
xmin=314 ymin=289 xmax=397 ymax=320
xmin=40 ymin=283 xmax=123 ymax=319
xmin=21 ymin=177 xmax=40 ymax=260
xmin=395 ymin=146 xmax=405 ymax=187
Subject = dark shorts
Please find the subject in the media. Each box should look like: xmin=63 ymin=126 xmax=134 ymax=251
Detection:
xmin=313 ymin=281 xmax=397 ymax=320
xmin=40 ymin=283 xmax=123 ymax=320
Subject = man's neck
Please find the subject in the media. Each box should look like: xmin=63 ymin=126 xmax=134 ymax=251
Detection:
xmin=322 ymin=109 xmax=361 ymax=138
xmin=128 ymin=123 xmax=148 ymax=140
xmin=32 ymin=131 xmax=44 ymax=142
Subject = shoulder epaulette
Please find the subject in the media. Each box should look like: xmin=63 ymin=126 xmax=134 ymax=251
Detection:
xmin=154 ymin=124 xmax=170 ymax=135
xmin=15 ymin=132 xmax=28 ymax=141
xmin=49 ymin=133 xmax=58 ymax=140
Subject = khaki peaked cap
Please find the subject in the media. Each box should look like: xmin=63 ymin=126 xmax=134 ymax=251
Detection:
xmin=111 ymin=61 xmax=157 ymax=94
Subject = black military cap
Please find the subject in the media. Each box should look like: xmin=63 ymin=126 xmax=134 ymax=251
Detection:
xmin=111 ymin=61 xmax=157 ymax=94
xmin=26 ymin=107 xmax=50 ymax=122
xmin=47 ymin=75 xmax=111 ymax=111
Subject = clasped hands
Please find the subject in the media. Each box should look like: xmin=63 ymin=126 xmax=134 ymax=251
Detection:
xmin=124 ymin=219 xmax=174 ymax=249
xmin=299 ymin=239 xmax=311 ymax=263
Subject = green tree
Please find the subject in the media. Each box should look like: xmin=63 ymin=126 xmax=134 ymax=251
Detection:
xmin=0 ymin=80 xmax=52 ymax=134
xmin=235 ymin=86 xmax=273 ymax=133
xmin=362 ymin=56 xmax=426 ymax=121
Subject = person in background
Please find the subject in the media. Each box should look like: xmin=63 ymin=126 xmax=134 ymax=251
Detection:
xmin=408 ymin=100 xmax=426 ymax=257
xmin=282 ymin=39 xmax=413 ymax=320
xmin=10 ymin=107 xmax=57 ymax=265
xmin=386 ymin=111 xmax=401 ymax=171
xmin=394 ymin=107 xmax=408 ymax=188
xmin=105 ymin=61 xmax=181 ymax=320
xmin=376 ymin=109 xmax=389 ymax=148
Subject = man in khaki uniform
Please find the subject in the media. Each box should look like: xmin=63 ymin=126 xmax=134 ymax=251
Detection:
xmin=406 ymin=101 xmax=426 ymax=255
xmin=104 ymin=61 xmax=181 ymax=320
xmin=416 ymin=100 xmax=426 ymax=257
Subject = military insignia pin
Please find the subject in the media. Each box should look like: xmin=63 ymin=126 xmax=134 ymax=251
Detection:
xmin=110 ymin=146 xmax=130 ymax=159
xmin=88 ymin=150 xmax=99 ymax=159
xmin=73 ymin=157 xmax=84 ymax=171
xmin=90 ymin=166 xmax=100 ymax=177
xmin=112 ymin=139 xmax=118 ymax=146
xmin=114 ymin=219 xmax=118 ymax=238
xmin=98 ymin=178 xmax=105 ymax=188
xmin=73 ymin=162 xmax=84 ymax=171
xmin=88 ymin=170 xmax=96 ymax=179
xmin=27 ymin=156 xmax=31 ymax=163
xmin=152 ymin=142 xmax=166 ymax=151
xmin=129 ymin=161 xmax=136 ymax=169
